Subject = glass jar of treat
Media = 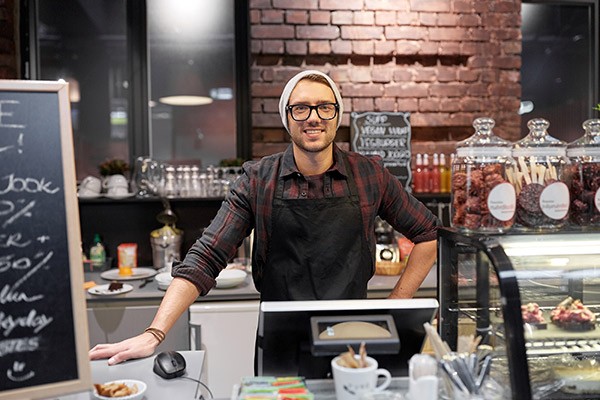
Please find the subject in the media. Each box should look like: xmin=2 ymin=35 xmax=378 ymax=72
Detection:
xmin=451 ymin=117 xmax=517 ymax=232
xmin=512 ymin=118 xmax=570 ymax=230
xmin=566 ymin=119 xmax=600 ymax=228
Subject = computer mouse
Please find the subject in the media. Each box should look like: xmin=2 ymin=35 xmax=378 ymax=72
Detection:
xmin=153 ymin=350 xmax=186 ymax=379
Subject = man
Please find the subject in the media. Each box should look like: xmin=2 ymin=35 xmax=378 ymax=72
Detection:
xmin=89 ymin=70 xmax=440 ymax=365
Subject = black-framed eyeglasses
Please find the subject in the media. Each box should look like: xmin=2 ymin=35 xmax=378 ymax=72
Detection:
xmin=286 ymin=103 xmax=339 ymax=121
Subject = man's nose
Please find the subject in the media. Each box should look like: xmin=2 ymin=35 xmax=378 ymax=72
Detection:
xmin=306 ymin=107 xmax=321 ymax=122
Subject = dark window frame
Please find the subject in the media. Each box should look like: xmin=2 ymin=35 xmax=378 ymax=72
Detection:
xmin=19 ymin=0 xmax=251 ymax=166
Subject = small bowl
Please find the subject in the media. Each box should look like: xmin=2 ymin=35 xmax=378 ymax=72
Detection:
xmin=93 ymin=379 xmax=146 ymax=400
xmin=155 ymin=272 xmax=173 ymax=290
xmin=215 ymin=268 xmax=247 ymax=289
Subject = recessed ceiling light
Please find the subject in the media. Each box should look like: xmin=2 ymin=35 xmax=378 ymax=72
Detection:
xmin=159 ymin=95 xmax=213 ymax=106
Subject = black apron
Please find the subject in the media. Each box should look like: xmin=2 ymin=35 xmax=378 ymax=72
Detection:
xmin=258 ymin=157 xmax=373 ymax=301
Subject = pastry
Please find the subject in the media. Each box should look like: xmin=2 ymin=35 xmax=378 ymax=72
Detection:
xmin=551 ymin=297 xmax=596 ymax=331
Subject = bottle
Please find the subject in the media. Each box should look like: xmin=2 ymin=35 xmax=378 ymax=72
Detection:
xmin=89 ymin=233 xmax=106 ymax=267
xmin=431 ymin=153 xmax=441 ymax=193
xmin=439 ymin=153 xmax=451 ymax=193
xmin=422 ymin=154 xmax=431 ymax=193
xmin=414 ymin=154 xmax=424 ymax=193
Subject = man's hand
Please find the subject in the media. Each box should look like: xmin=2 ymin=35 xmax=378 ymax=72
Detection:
xmin=89 ymin=332 xmax=159 ymax=365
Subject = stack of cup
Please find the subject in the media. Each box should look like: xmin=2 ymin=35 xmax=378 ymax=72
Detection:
xmin=78 ymin=176 xmax=102 ymax=198
xmin=104 ymin=174 xmax=129 ymax=197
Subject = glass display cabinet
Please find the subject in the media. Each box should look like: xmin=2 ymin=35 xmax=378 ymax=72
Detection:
xmin=438 ymin=227 xmax=600 ymax=399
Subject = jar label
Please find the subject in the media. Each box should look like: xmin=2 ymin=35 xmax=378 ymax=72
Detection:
xmin=488 ymin=182 xmax=516 ymax=221
xmin=595 ymin=189 xmax=600 ymax=213
xmin=540 ymin=182 xmax=569 ymax=219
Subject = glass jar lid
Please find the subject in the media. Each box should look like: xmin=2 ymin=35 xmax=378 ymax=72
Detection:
xmin=566 ymin=119 xmax=600 ymax=157
xmin=455 ymin=117 xmax=513 ymax=157
xmin=513 ymin=118 xmax=566 ymax=157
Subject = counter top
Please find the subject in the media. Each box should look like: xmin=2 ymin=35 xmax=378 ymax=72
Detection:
xmin=84 ymin=266 xmax=437 ymax=304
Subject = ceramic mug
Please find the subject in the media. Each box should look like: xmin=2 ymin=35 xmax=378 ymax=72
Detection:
xmin=331 ymin=355 xmax=391 ymax=400
xmin=79 ymin=176 xmax=102 ymax=194
xmin=103 ymin=174 xmax=128 ymax=189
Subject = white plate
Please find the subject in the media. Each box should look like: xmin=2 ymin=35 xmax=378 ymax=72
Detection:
xmin=88 ymin=283 xmax=133 ymax=296
xmin=105 ymin=192 xmax=136 ymax=199
xmin=215 ymin=269 xmax=247 ymax=289
xmin=93 ymin=379 xmax=146 ymax=400
xmin=101 ymin=267 xmax=157 ymax=281
xmin=78 ymin=192 xmax=102 ymax=199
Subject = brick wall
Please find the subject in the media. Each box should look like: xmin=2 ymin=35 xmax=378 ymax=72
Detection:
xmin=0 ymin=0 xmax=17 ymax=79
xmin=250 ymin=0 xmax=523 ymax=158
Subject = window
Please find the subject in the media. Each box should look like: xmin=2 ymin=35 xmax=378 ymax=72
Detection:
xmin=24 ymin=0 xmax=249 ymax=179
xmin=521 ymin=1 xmax=598 ymax=142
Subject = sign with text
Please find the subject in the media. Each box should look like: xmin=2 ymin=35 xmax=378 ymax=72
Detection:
xmin=0 ymin=81 xmax=90 ymax=399
xmin=350 ymin=112 xmax=412 ymax=191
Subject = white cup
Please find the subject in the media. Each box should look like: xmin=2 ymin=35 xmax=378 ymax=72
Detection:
xmin=107 ymin=186 xmax=129 ymax=196
xmin=79 ymin=176 xmax=102 ymax=194
xmin=331 ymin=355 xmax=391 ymax=400
xmin=103 ymin=174 xmax=128 ymax=189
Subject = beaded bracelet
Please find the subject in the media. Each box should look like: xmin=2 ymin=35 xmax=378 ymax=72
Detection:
xmin=144 ymin=327 xmax=166 ymax=344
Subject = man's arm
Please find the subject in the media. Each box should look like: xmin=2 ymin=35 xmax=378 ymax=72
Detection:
xmin=88 ymin=277 xmax=200 ymax=365
xmin=388 ymin=239 xmax=437 ymax=299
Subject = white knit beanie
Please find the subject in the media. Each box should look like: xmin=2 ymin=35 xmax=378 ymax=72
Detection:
xmin=278 ymin=70 xmax=344 ymax=133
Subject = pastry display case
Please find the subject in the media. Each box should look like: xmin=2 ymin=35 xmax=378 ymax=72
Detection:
xmin=438 ymin=227 xmax=600 ymax=399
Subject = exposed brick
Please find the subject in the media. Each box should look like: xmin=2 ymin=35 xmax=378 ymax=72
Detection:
xmin=350 ymin=67 xmax=372 ymax=83
xmin=499 ymin=70 xmax=520 ymax=83
xmin=384 ymin=83 xmax=428 ymax=98
xmin=467 ymin=83 xmax=489 ymax=96
xmin=308 ymin=40 xmax=332 ymax=54
xmin=396 ymin=41 xmax=420 ymax=55
xmin=286 ymin=10 xmax=308 ymax=24
xmin=340 ymin=83 xmax=384 ymax=97
xmin=341 ymin=26 xmax=383 ymax=40
xmin=251 ymin=40 xmax=262 ymax=54
xmin=419 ymin=41 xmax=439 ymax=54
xmin=364 ymin=0 xmax=409 ymax=10
xmin=371 ymin=66 xmax=394 ymax=82
xmin=396 ymin=98 xmax=419 ymax=111
xmin=459 ymin=42 xmax=478 ymax=55
xmin=385 ymin=26 xmax=428 ymax=40
xmin=309 ymin=11 xmax=330 ymax=24
xmin=285 ymin=40 xmax=308 ymax=55
xmin=414 ymin=68 xmax=436 ymax=82
xmin=262 ymin=10 xmax=284 ymax=23
xmin=492 ymin=1 xmax=519 ymax=13
xmin=409 ymin=0 xmax=450 ymax=12
xmin=250 ymin=10 xmax=261 ymax=24
xmin=252 ymin=99 xmax=263 ymax=112
xmin=492 ymin=56 xmax=520 ymax=69
xmin=429 ymin=83 xmax=464 ymax=97
xmin=437 ymin=13 xmax=460 ymax=26
xmin=353 ymin=40 xmax=374 ymax=55
xmin=375 ymin=97 xmax=397 ymax=111
xmin=419 ymin=13 xmax=437 ymax=27
xmin=437 ymin=66 xmax=457 ymax=82
xmin=440 ymin=98 xmax=461 ymax=112
xmin=253 ymin=113 xmax=283 ymax=127
xmin=375 ymin=11 xmax=396 ymax=25
xmin=457 ymin=69 xmax=479 ymax=82
xmin=330 ymin=68 xmax=351 ymax=82
xmin=262 ymin=40 xmax=285 ymax=54
xmin=273 ymin=0 xmax=318 ymax=10
xmin=452 ymin=1 xmax=473 ymax=13
xmin=354 ymin=11 xmax=375 ymax=25
xmin=352 ymin=98 xmax=375 ymax=111
xmin=468 ymin=57 xmax=490 ymax=68
xmin=331 ymin=11 xmax=353 ymax=25
xmin=393 ymin=69 xmax=413 ymax=82
xmin=429 ymin=27 xmax=468 ymax=41
xmin=419 ymin=98 xmax=440 ymax=112
xmin=252 ymin=82 xmax=285 ymax=97
xmin=459 ymin=97 xmax=481 ymax=112
xmin=263 ymin=99 xmax=280 ymax=112
xmin=489 ymin=83 xmax=520 ymax=97
xmin=502 ymin=40 xmax=521 ymax=54
xmin=458 ymin=14 xmax=480 ymax=27
xmin=470 ymin=28 xmax=491 ymax=41
xmin=252 ymin=25 xmax=295 ymax=39
xmin=330 ymin=39 xmax=353 ymax=54
xmin=297 ymin=25 xmax=340 ymax=39
xmin=438 ymin=41 xmax=460 ymax=55
xmin=411 ymin=112 xmax=452 ymax=127
xmin=250 ymin=0 xmax=272 ymax=9
xmin=480 ymin=70 xmax=497 ymax=83
xmin=320 ymin=0 xmax=364 ymax=10
xmin=396 ymin=11 xmax=419 ymax=25
xmin=374 ymin=40 xmax=396 ymax=55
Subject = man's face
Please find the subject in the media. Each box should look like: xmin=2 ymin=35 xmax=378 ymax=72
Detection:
xmin=287 ymin=79 xmax=338 ymax=154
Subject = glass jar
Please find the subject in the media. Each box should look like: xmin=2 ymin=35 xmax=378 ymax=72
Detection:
xmin=566 ymin=119 xmax=600 ymax=228
xmin=512 ymin=118 xmax=570 ymax=230
xmin=451 ymin=117 xmax=517 ymax=232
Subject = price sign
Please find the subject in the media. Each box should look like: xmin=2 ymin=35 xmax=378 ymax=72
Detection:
xmin=0 ymin=81 xmax=90 ymax=399
xmin=350 ymin=112 xmax=412 ymax=191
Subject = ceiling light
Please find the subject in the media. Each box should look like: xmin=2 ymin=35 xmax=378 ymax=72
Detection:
xmin=159 ymin=95 xmax=213 ymax=106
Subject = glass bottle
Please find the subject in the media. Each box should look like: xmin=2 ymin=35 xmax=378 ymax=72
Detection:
xmin=89 ymin=233 xmax=106 ymax=267
xmin=439 ymin=153 xmax=451 ymax=193
xmin=566 ymin=119 xmax=600 ymax=228
xmin=512 ymin=118 xmax=570 ymax=230
xmin=451 ymin=117 xmax=517 ymax=232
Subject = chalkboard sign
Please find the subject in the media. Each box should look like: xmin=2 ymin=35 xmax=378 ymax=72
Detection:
xmin=351 ymin=112 xmax=412 ymax=191
xmin=0 ymin=81 xmax=90 ymax=399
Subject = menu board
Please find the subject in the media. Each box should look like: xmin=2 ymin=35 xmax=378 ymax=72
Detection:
xmin=0 ymin=81 xmax=90 ymax=399
xmin=351 ymin=112 xmax=412 ymax=191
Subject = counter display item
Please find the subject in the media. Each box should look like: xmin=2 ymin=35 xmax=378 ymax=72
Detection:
xmin=451 ymin=117 xmax=516 ymax=232
xmin=438 ymin=228 xmax=600 ymax=399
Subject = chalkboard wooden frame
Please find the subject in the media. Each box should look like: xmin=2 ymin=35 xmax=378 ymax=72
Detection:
xmin=0 ymin=81 xmax=91 ymax=399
